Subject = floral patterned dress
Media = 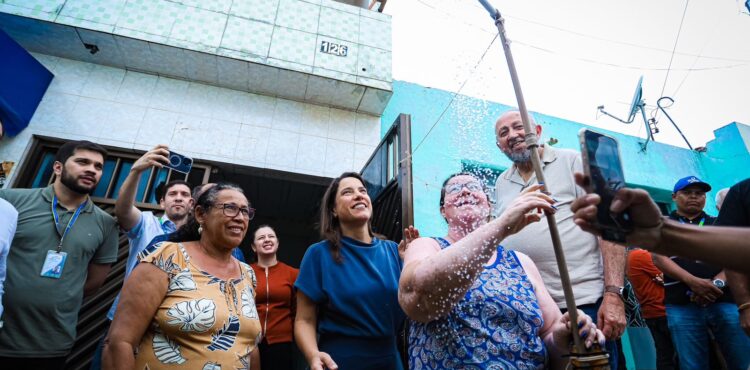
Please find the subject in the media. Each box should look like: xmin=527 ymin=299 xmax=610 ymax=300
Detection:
xmin=408 ymin=237 xmax=547 ymax=370
xmin=133 ymin=242 xmax=261 ymax=369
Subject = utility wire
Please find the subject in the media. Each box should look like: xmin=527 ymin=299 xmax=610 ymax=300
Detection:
xmin=658 ymin=0 xmax=691 ymax=100
xmin=413 ymin=0 xmax=748 ymax=72
xmin=408 ymin=34 xmax=499 ymax=158
xmin=512 ymin=39 xmax=747 ymax=72
xmin=671 ymin=10 xmax=727 ymax=98
xmin=415 ymin=0 xmax=750 ymax=63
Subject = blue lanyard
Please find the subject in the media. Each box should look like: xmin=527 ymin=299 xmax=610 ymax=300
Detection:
xmin=51 ymin=195 xmax=88 ymax=252
xmin=678 ymin=217 xmax=705 ymax=227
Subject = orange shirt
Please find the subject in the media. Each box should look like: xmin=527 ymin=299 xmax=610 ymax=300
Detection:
xmin=251 ymin=262 xmax=299 ymax=344
xmin=627 ymin=249 xmax=666 ymax=319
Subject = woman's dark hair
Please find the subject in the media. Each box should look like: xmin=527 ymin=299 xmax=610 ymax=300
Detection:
xmin=320 ymin=172 xmax=375 ymax=263
xmin=170 ymin=182 xmax=246 ymax=242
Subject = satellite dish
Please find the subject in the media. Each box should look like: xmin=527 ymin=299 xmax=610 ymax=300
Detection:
xmin=627 ymin=76 xmax=643 ymax=122
xmin=597 ymin=76 xmax=654 ymax=151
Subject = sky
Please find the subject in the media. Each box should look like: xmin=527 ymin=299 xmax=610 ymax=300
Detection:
xmin=385 ymin=0 xmax=750 ymax=149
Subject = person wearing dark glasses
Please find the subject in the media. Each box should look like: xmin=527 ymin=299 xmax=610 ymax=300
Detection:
xmin=104 ymin=183 xmax=262 ymax=370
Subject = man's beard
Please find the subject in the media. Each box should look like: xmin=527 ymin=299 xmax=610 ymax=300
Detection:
xmin=60 ymin=168 xmax=96 ymax=194
xmin=503 ymin=148 xmax=532 ymax=164
xmin=166 ymin=207 xmax=188 ymax=222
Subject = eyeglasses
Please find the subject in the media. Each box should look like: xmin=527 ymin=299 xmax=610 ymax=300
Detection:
xmin=445 ymin=181 xmax=483 ymax=195
xmin=217 ymin=203 xmax=255 ymax=220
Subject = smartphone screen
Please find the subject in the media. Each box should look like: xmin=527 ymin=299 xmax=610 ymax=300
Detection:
xmin=580 ymin=129 xmax=632 ymax=242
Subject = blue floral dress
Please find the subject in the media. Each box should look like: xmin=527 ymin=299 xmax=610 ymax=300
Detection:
xmin=408 ymin=238 xmax=547 ymax=369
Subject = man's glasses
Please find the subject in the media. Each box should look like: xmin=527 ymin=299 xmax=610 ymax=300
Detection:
xmin=218 ymin=203 xmax=255 ymax=220
xmin=445 ymin=181 xmax=483 ymax=195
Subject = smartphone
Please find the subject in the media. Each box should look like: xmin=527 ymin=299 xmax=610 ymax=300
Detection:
xmin=165 ymin=150 xmax=193 ymax=174
xmin=579 ymin=129 xmax=632 ymax=242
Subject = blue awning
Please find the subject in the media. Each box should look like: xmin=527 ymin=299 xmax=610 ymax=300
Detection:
xmin=0 ymin=29 xmax=53 ymax=137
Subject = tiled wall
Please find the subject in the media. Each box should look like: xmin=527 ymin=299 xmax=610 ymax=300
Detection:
xmin=0 ymin=53 xmax=382 ymax=183
xmin=0 ymin=0 xmax=393 ymax=90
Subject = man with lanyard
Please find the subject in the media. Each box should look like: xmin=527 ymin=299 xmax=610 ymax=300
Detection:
xmin=0 ymin=140 xmax=118 ymax=370
xmin=653 ymin=176 xmax=748 ymax=369
xmin=89 ymin=145 xmax=193 ymax=370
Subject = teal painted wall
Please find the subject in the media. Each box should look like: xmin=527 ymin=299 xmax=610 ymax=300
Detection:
xmin=382 ymin=80 xmax=750 ymax=238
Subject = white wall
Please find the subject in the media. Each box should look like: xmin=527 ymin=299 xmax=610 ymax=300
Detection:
xmin=0 ymin=53 xmax=382 ymax=185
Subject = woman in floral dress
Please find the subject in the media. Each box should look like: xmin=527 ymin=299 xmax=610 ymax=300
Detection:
xmin=399 ymin=173 xmax=605 ymax=369
xmin=104 ymin=183 xmax=261 ymax=370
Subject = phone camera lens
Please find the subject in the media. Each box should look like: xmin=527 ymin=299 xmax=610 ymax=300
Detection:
xmin=169 ymin=155 xmax=181 ymax=166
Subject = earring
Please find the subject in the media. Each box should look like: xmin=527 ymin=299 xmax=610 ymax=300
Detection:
xmin=198 ymin=225 xmax=203 ymax=235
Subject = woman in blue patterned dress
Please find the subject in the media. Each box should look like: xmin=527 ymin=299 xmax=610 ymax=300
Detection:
xmin=399 ymin=173 xmax=605 ymax=369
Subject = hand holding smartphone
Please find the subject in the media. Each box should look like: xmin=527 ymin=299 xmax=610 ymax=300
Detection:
xmin=578 ymin=129 xmax=632 ymax=242
xmin=165 ymin=150 xmax=193 ymax=174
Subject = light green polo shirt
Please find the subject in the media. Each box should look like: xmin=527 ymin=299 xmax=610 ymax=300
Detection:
xmin=0 ymin=185 xmax=118 ymax=357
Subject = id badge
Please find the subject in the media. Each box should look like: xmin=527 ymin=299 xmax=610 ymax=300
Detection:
xmin=41 ymin=250 xmax=67 ymax=279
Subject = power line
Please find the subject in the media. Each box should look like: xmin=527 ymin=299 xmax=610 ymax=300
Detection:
xmin=412 ymin=0 xmax=750 ymax=72
xmin=408 ymin=33 xmax=499 ymax=158
xmin=414 ymin=0 xmax=750 ymax=63
xmin=512 ymin=39 xmax=748 ymax=72
xmin=658 ymin=0 xmax=692 ymax=100
xmin=670 ymin=8 xmax=728 ymax=98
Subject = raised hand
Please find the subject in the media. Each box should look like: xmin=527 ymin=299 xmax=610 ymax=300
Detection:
xmin=398 ymin=225 xmax=420 ymax=260
xmin=131 ymin=145 xmax=170 ymax=174
xmin=497 ymin=183 xmax=555 ymax=236
xmin=571 ymin=173 xmax=664 ymax=251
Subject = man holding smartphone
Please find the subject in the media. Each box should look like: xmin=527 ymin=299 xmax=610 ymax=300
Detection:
xmin=493 ymin=110 xmax=626 ymax=368
xmin=89 ymin=145 xmax=194 ymax=370
xmin=571 ymin=176 xmax=750 ymax=369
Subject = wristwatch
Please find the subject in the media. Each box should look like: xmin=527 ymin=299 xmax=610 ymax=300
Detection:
xmin=605 ymin=285 xmax=624 ymax=299
xmin=713 ymin=279 xmax=726 ymax=289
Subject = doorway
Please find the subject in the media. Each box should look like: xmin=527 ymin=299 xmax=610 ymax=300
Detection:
xmin=208 ymin=163 xmax=331 ymax=268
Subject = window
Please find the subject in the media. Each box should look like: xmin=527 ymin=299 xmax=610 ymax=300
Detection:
xmin=15 ymin=137 xmax=211 ymax=209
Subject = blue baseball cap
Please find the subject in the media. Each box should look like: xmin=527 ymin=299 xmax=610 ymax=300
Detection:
xmin=673 ymin=176 xmax=711 ymax=193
